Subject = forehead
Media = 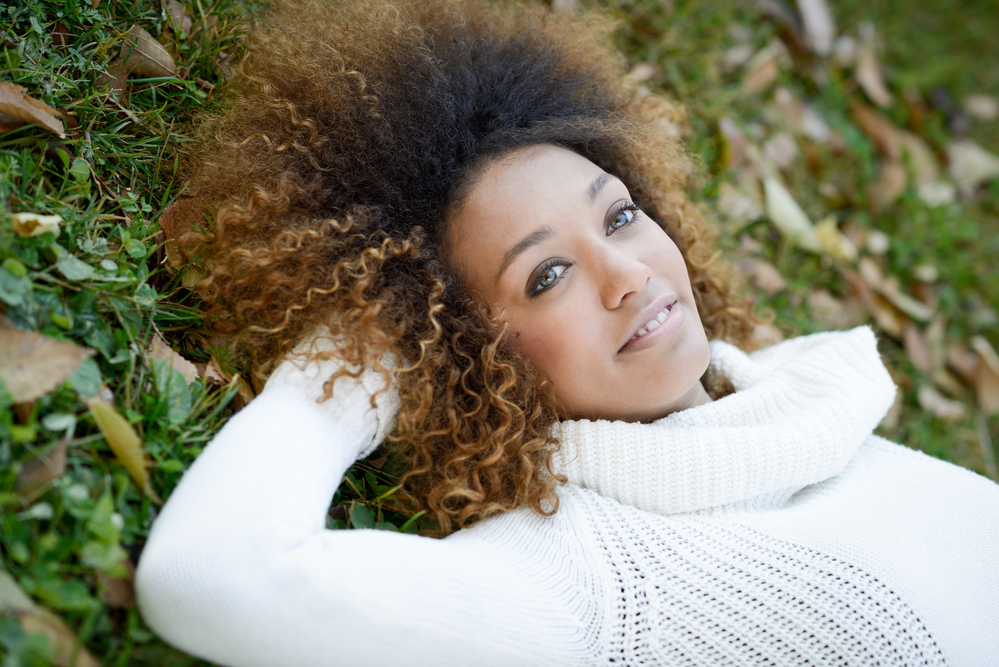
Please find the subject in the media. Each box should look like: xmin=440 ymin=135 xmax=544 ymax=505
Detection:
xmin=448 ymin=145 xmax=606 ymax=261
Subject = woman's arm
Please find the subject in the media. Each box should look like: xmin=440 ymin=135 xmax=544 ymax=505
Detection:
xmin=135 ymin=348 xmax=579 ymax=667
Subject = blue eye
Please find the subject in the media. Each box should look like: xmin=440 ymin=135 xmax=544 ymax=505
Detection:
xmin=530 ymin=262 xmax=569 ymax=297
xmin=608 ymin=203 xmax=640 ymax=233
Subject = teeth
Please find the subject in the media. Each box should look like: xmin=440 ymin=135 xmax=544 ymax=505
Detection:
xmin=629 ymin=306 xmax=672 ymax=342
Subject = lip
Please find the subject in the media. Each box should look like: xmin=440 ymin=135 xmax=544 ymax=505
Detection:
xmin=618 ymin=294 xmax=681 ymax=353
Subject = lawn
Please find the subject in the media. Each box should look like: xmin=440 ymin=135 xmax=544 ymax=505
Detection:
xmin=1 ymin=0 xmax=997 ymax=664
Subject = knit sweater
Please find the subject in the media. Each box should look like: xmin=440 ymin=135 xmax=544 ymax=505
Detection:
xmin=135 ymin=326 xmax=999 ymax=666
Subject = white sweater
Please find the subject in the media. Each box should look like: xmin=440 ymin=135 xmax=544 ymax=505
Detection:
xmin=135 ymin=327 xmax=999 ymax=666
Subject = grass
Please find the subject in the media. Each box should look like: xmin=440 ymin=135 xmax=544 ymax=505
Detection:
xmin=1 ymin=0 xmax=997 ymax=664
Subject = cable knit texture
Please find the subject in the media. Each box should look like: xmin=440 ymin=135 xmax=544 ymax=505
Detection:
xmin=135 ymin=327 xmax=999 ymax=666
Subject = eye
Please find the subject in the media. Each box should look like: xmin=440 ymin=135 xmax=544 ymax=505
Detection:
xmin=530 ymin=261 xmax=569 ymax=297
xmin=607 ymin=202 xmax=640 ymax=234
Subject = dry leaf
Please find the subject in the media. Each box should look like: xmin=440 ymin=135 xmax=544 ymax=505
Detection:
xmin=200 ymin=358 xmax=227 ymax=385
xmin=858 ymin=257 xmax=934 ymax=321
xmin=16 ymin=439 xmax=68 ymax=495
xmin=870 ymin=159 xmax=907 ymax=209
xmin=148 ymin=335 xmax=198 ymax=385
xmin=795 ymin=0 xmax=836 ymax=56
xmin=752 ymin=322 xmax=785 ymax=348
xmin=11 ymin=212 xmax=62 ymax=238
xmin=854 ymin=24 xmax=892 ymax=107
xmin=741 ymin=39 xmax=787 ymax=95
xmin=166 ymin=0 xmax=194 ymax=36
xmin=964 ymin=94 xmax=998 ymax=121
xmin=850 ymin=101 xmax=899 ymax=158
xmin=738 ymin=259 xmax=787 ymax=296
xmin=762 ymin=175 xmax=823 ymax=253
xmin=903 ymin=324 xmax=932 ymax=373
xmin=971 ymin=336 xmax=999 ymax=416
xmin=815 ymin=215 xmax=858 ymax=262
xmin=0 ymin=330 xmax=94 ymax=402
xmin=18 ymin=608 xmax=102 ymax=667
xmin=121 ymin=25 xmax=177 ymax=77
xmin=917 ymin=385 xmax=966 ymax=421
xmin=716 ymin=177 xmax=763 ymax=225
xmin=916 ymin=181 xmax=957 ymax=207
xmin=96 ymin=61 xmax=128 ymax=98
xmin=946 ymin=340 xmax=979 ymax=384
xmin=718 ymin=117 xmax=749 ymax=170
xmin=865 ymin=229 xmax=890 ymax=255
xmin=0 ymin=82 xmax=65 ymax=138
xmin=947 ymin=140 xmax=999 ymax=195
xmin=230 ymin=373 xmax=256 ymax=411
xmin=896 ymin=130 xmax=939 ymax=186
xmin=763 ymin=132 xmax=799 ymax=169
xmin=806 ymin=289 xmax=866 ymax=330
xmin=831 ymin=34 xmax=857 ymax=68
xmin=97 ymin=558 xmax=135 ymax=609
xmin=51 ymin=22 xmax=73 ymax=49
xmin=84 ymin=396 xmax=159 ymax=502
xmin=721 ymin=44 xmax=755 ymax=72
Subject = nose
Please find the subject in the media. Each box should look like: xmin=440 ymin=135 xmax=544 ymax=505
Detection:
xmin=595 ymin=245 xmax=652 ymax=310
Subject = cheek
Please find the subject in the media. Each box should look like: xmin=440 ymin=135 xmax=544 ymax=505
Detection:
xmin=508 ymin=311 xmax=586 ymax=385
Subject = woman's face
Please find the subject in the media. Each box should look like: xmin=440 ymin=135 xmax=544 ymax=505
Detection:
xmin=448 ymin=144 xmax=712 ymax=422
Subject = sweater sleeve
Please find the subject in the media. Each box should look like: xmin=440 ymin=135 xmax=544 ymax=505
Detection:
xmin=134 ymin=355 xmax=580 ymax=667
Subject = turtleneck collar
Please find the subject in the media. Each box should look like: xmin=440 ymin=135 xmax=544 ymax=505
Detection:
xmin=553 ymin=326 xmax=897 ymax=515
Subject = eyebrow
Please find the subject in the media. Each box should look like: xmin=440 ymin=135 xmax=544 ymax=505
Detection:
xmin=495 ymin=227 xmax=556 ymax=283
xmin=588 ymin=172 xmax=614 ymax=205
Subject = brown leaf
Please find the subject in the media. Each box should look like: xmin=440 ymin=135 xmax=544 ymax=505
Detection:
xmin=0 ymin=82 xmax=65 ymax=138
xmin=715 ymin=179 xmax=763 ymax=225
xmin=199 ymin=358 xmax=227 ymax=385
xmin=854 ymin=24 xmax=892 ymax=107
xmin=16 ymin=439 xmax=68 ymax=495
xmin=740 ymin=39 xmax=788 ymax=95
xmin=850 ymin=101 xmax=899 ymax=159
xmin=763 ymin=132 xmax=799 ymax=169
xmin=948 ymin=140 xmax=999 ymax=195
xmin=11 ymin=212 xmax=62 ymax=238
xmin=84 ymin=396 xmax=159 ymax=502
xmin=964 ymin=94 xmax=998 ymax=121
xmin=752 ymin=322 xmax=785 ymax=348
xmin=97 ymin=558 xmax=135 ymax=609
xmin=896 ymin=130 xmax=939 ymax=186
xmin=946 ymin=340 xmax=979 ymax=384
xmin=858 ymin=258 xmax=934 ymax=322
xmin=0 ymin=330 xmax=94 ymax=403
xmin=903 ymin=324 xmax=933 ymax=373
xmin=795 ymin=0 xmax=836 ymax=56
xmin=806 ymin=289 xmax=867 ymax=330
xmin=96 ymin=61 xmax=128 ymax=98
xmin=869 ymin=158 xmax=906 ymax=210
xmin=166 ymin=0 xmax=194 ymax=36
xmin=971 ymin=336 xmax=999 ymax=416
xmin=51 ymin=22 xmax=73 ymax=49
xmin=718 ymin=117 xmax=749 ymax=170
xmin=917 ymin=385 xmax=966 ymax=421
xmin=230 ymin=373 xmax=256 ymax=411
xmin=18 ymin=608 xmax=103 ymax=667
xmin=148 ymin=335 xmax=198 ymax=385
xmin=738 ymin=259 xmax=787 ymax=296
xmin=121 ymin=25 xmax=177 ymax=77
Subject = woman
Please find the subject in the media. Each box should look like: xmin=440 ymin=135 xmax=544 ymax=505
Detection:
xmin=135 ymin=0 xmax=999 ymax=664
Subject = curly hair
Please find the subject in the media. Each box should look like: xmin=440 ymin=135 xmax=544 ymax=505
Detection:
xmin=167 ymin=0 xmax=755 ymax=534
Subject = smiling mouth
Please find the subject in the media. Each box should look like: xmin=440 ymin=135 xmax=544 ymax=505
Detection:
xmin=629 ymin=302 xmax=674 ymax=342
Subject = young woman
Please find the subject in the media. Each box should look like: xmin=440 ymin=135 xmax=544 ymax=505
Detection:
xmin=135 ymin=0 xmax=999 ymax=664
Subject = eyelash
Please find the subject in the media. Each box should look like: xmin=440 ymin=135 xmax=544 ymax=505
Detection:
xmin=528 ymin=201 xmax=642 ymax=298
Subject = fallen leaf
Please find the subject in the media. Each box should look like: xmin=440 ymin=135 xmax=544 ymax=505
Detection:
xmin=16 ymin=439 xmax=68 ymax=495
xmin=0 ymin=568 xmax=35 ymax=614
xmin=903 ymin=324 xmax=932 ymax=373
xmin=917 ymin=385 xmax=966 ymax=421
xmin=148 ymin=335 xmax=198 ymax=385
xmin=752 ymin=322 xmax=785 ymax=348
xmin=858 ymin=257 xmax=934 ymax=321
xmin=10 ymin=211 xmax=62 ymax=238
xmin=849 ymin=101 xmax=899 ymax=158
xmin=97 ymin=557 xmax=135 ymax=609
xmin=865 ymin=229 xmax=890 ymax=255
xmin=870 ymin=158 xmax=907 ymax=209
xmin=718 ymin=117 xmax=749 ymax=170
xmin=121 ymin=24 xmax=177 ymax=77
xmin=166 ymin=0 xmax=194 ymax=36
xmin=916 ymin=181 xmax=957 ymax=207
xmin=18 ymin=607 xmax=102 ymax=667
xmin=964 ymin=94 xmax=999 ymax=121
xmin=0 ymin=82 xmax=65 ymax=138
xmin=795 ymin=0 xmax=835 ymax=56
xmin=51 ymin=22 xmax=73 ymax=49
xmin=947 ymin=140 xmax=999 ymax=195
xmin=896 ymin=130 xmax=939 ymax=186
xmin=763 ymin=132 xmax=799 ymax=169
xmin=815 ymin=215 xmax=858 ymax=262
xmin=854 ymin=23 xmax=892 ymax=107
xmin=738 ymin=258 xmax=787 ymax=295
xmin=84 ymin=396 xmax=159 ymax=502
xmin=0 ymin=330 xmax=94 ymax=402
xmin=806 ymin=289 xmax=866 ymax=330
xmin=721 ymin=44 xmax=755 ymax=72
xmin=946 ymin=340 xmax=979 ymax=384
xmin=762 ymin=174 xmax=824 ymax=252
xmin=831 ymin=34 xmax=857 ymax=68
xmin=741 ymin=38 xmax=788 ymax=95
xmin=200 ymin=358 xmax=227 ymax=385
xmin=96 ymin=61 xmax=128 ymax=99
xmin=230 ymin=373 xmax=256 ymax=411
xmin=971 ymin=336 xmax=999 ymax=416
xmin=716 ymin=179 xmax=764 ymax=225
xmin=799 ymin=105 xmax=831 ymax=143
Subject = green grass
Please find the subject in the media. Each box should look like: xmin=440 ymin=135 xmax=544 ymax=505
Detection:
xmin=2 ymin=0 xmax=998 ymax=664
